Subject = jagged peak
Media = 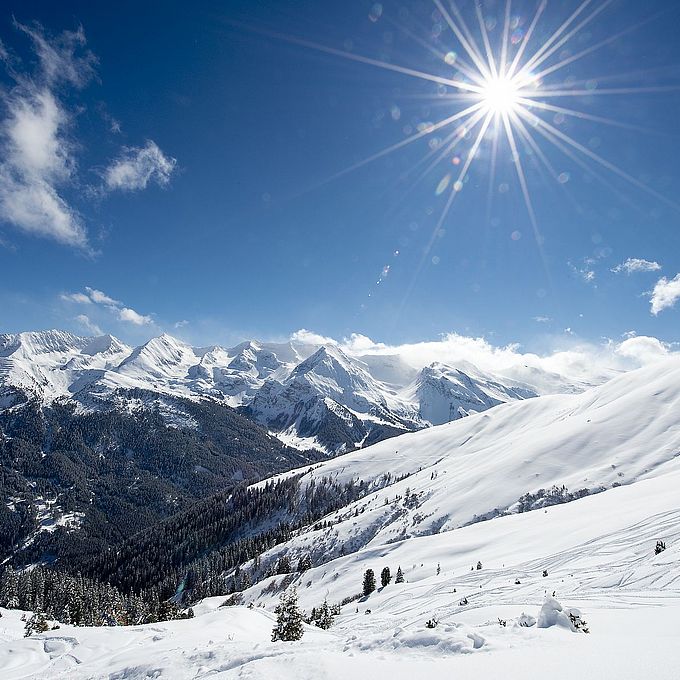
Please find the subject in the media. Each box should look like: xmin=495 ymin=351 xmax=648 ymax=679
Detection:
xmin=81 ymin=334 xmax=129 ymax=357
xmin=0 ymin=329 xmax=88 ymax=356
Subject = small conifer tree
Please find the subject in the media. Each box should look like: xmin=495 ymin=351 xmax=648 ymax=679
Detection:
xmin=314 ymin=598 xmax=335 ymax=629
xmin=271 ymin=587 xmax=304 ymax=642
xmin=380 ymin=567 xmax=391 ymax=587
xmin=24 ymin=611 xmax=49 ymax=637
xmin=363 ymin=569 xmax=376 ymax=596
xmin=395 ymin=566 xmax=404 ymax=583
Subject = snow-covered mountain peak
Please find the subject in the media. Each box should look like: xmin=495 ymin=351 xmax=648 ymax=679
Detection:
xmin=116 ymin=334 xmax=197 ymax=380
xmin=293 ymin=344 xmax=355 ymax=375
xmin=80 ymin=334 xmax=129 ymax=357
xmin=0 ymin=329 xmax=87 ymax=357
xmin=408 ymin=359 xmax=537 ymax=425
xmin=228 ymin=341 xmax=284 ymax=378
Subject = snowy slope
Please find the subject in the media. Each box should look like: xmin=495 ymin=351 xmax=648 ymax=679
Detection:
xmin=2 ymin=350 xmax=680 ymax=678
xmin=2 ymin=469 xmax=679 ymax=679
xmin=246 ymin=355 xmax=680 ymax=561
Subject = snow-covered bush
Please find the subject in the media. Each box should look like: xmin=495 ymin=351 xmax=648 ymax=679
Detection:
xmin=537 ymin=596 xmax=589 ymax=633
xmin=517 ymin=612 xmax=536 ymax=627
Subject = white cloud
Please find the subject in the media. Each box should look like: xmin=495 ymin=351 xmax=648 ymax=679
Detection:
xmin=650 ymin=274 xmax=680 ymax=315
xmin=61 ymin=286 xmax=153 ymax=328
xmin=289 ymin=328 xmax=678 ymax=389
xmin=118 ymin=307 xmax=152 ymax=325
xmin=60 ymin=292 xmax=91 ymax=304
xmin=615 ymin=335 xmax=670 ymax=364
xmin=290 ymin=328 xmax=338 ymax=346
xmin=174 ymin=320 xmax=189 ymax=329
xmin=76 ymin=313 xmax=102 ymax=335
xmin=0 ymin=89 xmax=87 ymax=247
xmin=0 ymin=23 xmax=94 ymax=248
xmin=85 ymin=287 xmax=120 ymax=306
xmin=104 ymin=141 xmax=176 ymax=192
xmin=0 ymin=23 xmax=177 ymax=249
xmin=612 ymin=258 xmax=661 ymax=275
xmin=533 ymin=316 xmax=551 ymax=323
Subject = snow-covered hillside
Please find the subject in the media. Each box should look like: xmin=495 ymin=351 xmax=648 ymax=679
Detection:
xmin=241 ymin=354 xmax=680 ymax=566
xmin=2 ymin=349 xmax=680 ymax=679
xmin=2 ymin=469 xmax=678 ymax=679
xmin=0 ymin=330 xmax=545 ymax=453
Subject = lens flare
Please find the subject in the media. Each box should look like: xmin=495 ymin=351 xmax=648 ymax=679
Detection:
xmin=480 ymin=75 xmax=521 ymax=114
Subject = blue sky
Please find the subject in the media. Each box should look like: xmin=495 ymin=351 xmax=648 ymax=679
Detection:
xmin=1 ymin=0 xmax=679 ymax=357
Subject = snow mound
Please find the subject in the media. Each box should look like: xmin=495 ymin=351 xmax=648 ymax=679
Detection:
xmin=537 ymin=596 xmax=586 ymax=633
xmin=346 ymin=624 xmax=485 ymax=656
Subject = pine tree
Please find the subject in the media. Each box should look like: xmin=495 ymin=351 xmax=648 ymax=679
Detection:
xmin=395 ymin=566 xmax=404 ymax=583
xmin=313 ymin=598 xmax=334 ymax=629
xmin=363 ymin=569 xmax=376 ymax=596
xmin=24 ymin=611 xmax=49 ymax=637
xmin=380 ymin=567 xmax=391 ymax=588
xmin=297 ymin=555 xmax=312 ymax=572
xmin=271 ymin=587 xmax=304 ymax=642
xmin=276 ymin=555 xmax=292 ymax=575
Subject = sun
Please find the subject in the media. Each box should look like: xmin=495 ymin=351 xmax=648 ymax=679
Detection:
xmin=479 ymin=75 xmax=521 ymax=115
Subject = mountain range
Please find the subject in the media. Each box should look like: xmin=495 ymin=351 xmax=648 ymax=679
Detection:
xmin=0 ymin=329 xmax=592 ymax=454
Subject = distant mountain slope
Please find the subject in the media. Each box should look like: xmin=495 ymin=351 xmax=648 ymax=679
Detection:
xmin=1 ymin=330 xmax=552 ymax=454
xmin=230 ymin=354 xmax=680 ymax=581
xmin=0 ymin=389 xmax=322 ymax=568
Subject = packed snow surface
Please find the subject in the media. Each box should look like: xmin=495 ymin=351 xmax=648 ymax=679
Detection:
xmin=1 ymin=468 xmax=679 ymax=679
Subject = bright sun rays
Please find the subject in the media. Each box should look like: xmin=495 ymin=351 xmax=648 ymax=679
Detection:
xmin=479 ymin=75 xmax=522 ymax=115
xmin=235 ymin=0 xmax=679 ymax=289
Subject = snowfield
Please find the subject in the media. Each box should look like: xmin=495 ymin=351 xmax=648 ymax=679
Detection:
xmin=1 ymin=469 xmax=679 ymax=678
xmin=2 ymin=351 xmax=680 ymax=678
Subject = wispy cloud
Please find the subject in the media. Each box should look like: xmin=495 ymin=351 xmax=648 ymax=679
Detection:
xmin=611 ymin=258 xmax=661 ymax=275
xmin=0 ymin=22 xmax=94 ymax=248
xmin=75 ymin=313 xmax=102 ymax=335
xmin=0 ymin=22 xmax=177 ymax=250
xmin=568 ymin=259 xmax=596 ymax=284
xmin=650 ymin=274 xmax=680 ymax=315
xmin=60 ymin=291 xmax=91 ymax=304
xmin=85 ymin=287 xmax=119 ymax=306
xmin=104 ymin=140 xmax=176 ymax=192
xmin=61 ymin=286 xmax=153 ymax=327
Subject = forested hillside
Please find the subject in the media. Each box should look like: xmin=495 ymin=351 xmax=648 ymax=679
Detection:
xmin=0 ymin=388 xmax=322 ymax=567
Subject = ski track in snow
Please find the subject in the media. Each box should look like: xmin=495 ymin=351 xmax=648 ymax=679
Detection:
xmin=1 ymin=469 xmax=679 ymax=679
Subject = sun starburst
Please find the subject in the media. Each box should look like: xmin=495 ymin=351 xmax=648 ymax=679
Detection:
xmin=231 ymin=1 xmax=680 ymax=290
